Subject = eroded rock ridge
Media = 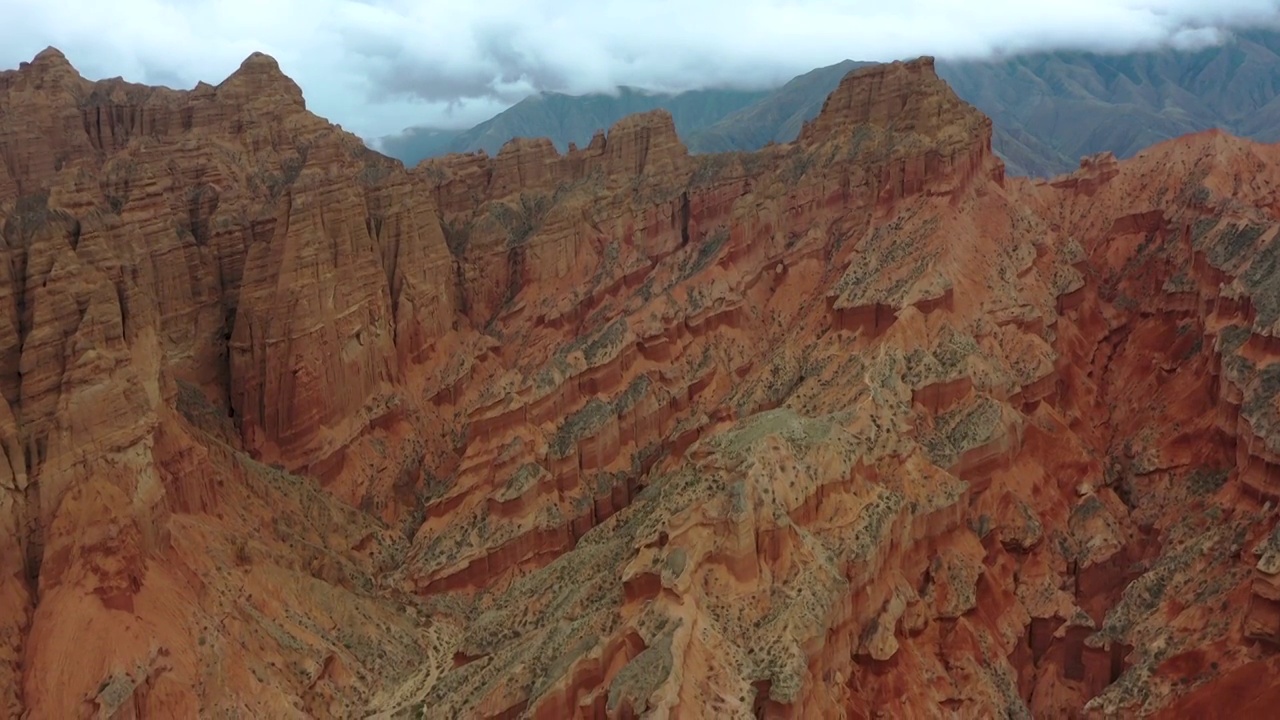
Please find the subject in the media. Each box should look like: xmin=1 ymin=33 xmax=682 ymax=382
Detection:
xmin=3 ymin=50 xmax=1280 ymax=718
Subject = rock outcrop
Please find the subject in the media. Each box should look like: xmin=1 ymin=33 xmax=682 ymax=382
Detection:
xmin=3 ymin=49 xmax=1280 ymax=719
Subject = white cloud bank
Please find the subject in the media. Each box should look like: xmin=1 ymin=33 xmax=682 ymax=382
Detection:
xmin=2 ymin=0 xmax=1278 ymax=139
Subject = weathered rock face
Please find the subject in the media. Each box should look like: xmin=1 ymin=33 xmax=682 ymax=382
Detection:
xmin=0 ymin=47 xmax=454 ymax=719
xmin=4 ymin=48 xmax=1280 ymax=719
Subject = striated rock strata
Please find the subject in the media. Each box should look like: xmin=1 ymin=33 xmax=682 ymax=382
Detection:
xmin=4 ymin=49 xmax=1280 ymax=718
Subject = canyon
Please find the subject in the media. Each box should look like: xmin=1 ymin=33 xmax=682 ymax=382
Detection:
xmin=3 ymin=45 xmax=1280 ymax=718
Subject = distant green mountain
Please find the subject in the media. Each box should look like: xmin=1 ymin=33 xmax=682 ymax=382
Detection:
xmin=379 ymin=86 xmax=768 ymax=165
xmin=378 ymin=127 xmax=464 ymax=167
xmin=684 ymin=60 xmax=873 ymax=152
xmin=379 ymin=29 xmax=1280 ymax=177
xmin=936 ymin=29 xmax=1280 ymax=175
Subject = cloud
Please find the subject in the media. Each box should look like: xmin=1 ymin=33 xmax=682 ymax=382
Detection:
xmin=2 ymin=0 xmax=1278 ymax=141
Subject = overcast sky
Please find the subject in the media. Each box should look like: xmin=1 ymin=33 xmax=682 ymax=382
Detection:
xmin=3 ymin=0 xmax=1279 ymax=142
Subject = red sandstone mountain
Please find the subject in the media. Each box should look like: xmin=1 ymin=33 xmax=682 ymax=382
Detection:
xmin=4 ymin=46 xmax=1280 ymax=718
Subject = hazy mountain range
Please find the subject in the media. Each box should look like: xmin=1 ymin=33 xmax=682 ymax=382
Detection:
xmin=378 ymin=28 xmax=1280 ymax=177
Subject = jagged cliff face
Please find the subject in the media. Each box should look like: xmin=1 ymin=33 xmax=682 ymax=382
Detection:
xmin=3 ymin=47 xmax=1280 ymax=719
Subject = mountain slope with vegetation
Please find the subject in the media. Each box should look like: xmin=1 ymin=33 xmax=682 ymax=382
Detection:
xmin=379 ymin=86 xmax=768 ymax=164
xmin=381 ymin=29 xmax=1280 ymax=176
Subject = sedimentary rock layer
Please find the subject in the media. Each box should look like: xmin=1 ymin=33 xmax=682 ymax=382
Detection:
xmin=3 ymin=48 xmax=1280 ymax=718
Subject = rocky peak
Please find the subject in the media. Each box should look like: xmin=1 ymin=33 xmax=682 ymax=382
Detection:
xmin=796 ymin=56 xmax=1000 ymax=202
xmin=28 ymin=47 xmax=72 ymax=71
xmin=428 ymin=108 xmax=690 ymax=203
xmin=799 ymin=56 xmax=988 ymax=148
xmin=4 ymin=46 xmax=83 ymax=93
xmin=216 ymin=51 xmax=305 ymax=107
xmin=590 ymin=109 xmax=688 ymax=177
xmin=490 ymin=137 xmax=562 ymax=198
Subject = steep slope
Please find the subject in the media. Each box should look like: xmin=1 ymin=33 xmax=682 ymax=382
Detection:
xmin=0 ymin=47 xmax=455 ymax=718
xmin=5 ymin=47 xmax=1280 ymax=720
